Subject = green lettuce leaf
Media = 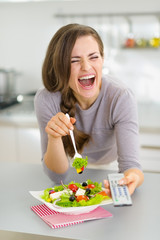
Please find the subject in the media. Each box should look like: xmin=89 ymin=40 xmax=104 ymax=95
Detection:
xmin=40 ymin=188 xmax=53 ymax=201
xmin=40 ymin=179 xmax=111 ymax=208
xmin=72 ymin=156 xmax=88 ymax=169
xmin=56 ymin=193 xmax=108 ymax=207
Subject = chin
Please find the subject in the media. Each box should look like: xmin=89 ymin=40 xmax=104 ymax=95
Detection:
xmin=81 ymin=90 xmax=99 ymax=99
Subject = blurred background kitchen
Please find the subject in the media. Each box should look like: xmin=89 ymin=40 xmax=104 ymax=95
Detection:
xmin=0 ymin=0 xmax=160 ymax=172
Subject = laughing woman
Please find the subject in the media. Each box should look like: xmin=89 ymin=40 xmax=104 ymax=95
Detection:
xmin=34 ymin=23 xmax=144 ymax=195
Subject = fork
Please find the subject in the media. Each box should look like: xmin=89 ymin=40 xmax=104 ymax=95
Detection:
xmin=66 ymin=113 xmax=82 ymax=159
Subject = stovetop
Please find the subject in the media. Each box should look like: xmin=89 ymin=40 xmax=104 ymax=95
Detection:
xmin=0 ymin=96 xmax=19 ymax=110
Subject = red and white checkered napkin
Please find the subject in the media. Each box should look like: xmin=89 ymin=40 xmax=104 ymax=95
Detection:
xmin=31 ymin=204 xmax=112 ymax=229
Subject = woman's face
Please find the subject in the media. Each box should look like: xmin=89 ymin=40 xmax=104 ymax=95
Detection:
xmin=69 ymin=35 xmax=104 ymax=109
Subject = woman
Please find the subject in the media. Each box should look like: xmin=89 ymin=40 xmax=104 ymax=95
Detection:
xmin=34 ymin=23 xmax=144 ymax=196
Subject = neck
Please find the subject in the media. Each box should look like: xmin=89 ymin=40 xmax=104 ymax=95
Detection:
xmin=76 ymin=91 xmax=100 ymax=110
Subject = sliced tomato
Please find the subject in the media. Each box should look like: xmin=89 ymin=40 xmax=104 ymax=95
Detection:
xmin=86 ymin=184 xmax=95 ymax=189
xmin=68 ymin=184 xmax=78 ymax=192
xmin=76 ymin=195 xmax=89 ymax=202
xmin=97 ymin=191 xmax=107 ymax=196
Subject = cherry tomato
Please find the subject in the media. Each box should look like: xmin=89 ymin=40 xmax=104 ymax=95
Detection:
xmin=68 ymin=184 xmax=78 ymax=192
xmin=97 ymin=191 xmax=107 ymax=196
xmin=76 ymin=195 xmax=89 ymax=202
xmin=81 ymin=166 xmax=84 ymax=171
xmin=86 ymin=184 xmax=95 ymax=189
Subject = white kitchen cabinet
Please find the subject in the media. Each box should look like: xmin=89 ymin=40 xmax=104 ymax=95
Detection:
xmin=140 ymin=148 xmax=160 ymax=172
xmin=17 ymin=127 xmax=41 ymax=164
xmin=140 ymin=132 xmax=160 ymax=148
xmin=0 ymin=125 xmax=17 ymax=162
xmin=0 ymin=99 xmax=41 ymax=164
xmin=139 ymin=132 xmax=160 ymax=172
xmin=0 ymin=125 xmax=41 ymax=164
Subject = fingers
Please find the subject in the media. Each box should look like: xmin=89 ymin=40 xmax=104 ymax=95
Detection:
xmin=45 ymin=112 xmax=75 ymax=138
xmin=118 ymin=177 xmax=127 ymax=185
xmin=103 ymin=179 xmax=111 ymax=197
xmin=104 ymin=179 xmax=109 ymax=188
xmin=119 ymin=173 xmax=139 ymax=186
xmin=104 ymin=172 xmax=139 ymax=198
xmin=118 ymin=173 xmax=139 ymax=195
xmin=104 ymin=177 xmax=135 ymax=197
xmin=70 ymin=117 xmax=76 ymax=125
xmin=127 ymin=182 xmax=137 ymax=195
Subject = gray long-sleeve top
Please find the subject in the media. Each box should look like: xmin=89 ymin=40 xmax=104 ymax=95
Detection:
xmin=34 ymin=75 xmax=142 ymax=183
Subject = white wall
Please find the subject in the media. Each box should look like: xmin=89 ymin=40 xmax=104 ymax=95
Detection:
xmin=0 ymin=0 xmax=160 ymax=94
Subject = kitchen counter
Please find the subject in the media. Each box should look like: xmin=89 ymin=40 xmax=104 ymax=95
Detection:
xmin=0 ymin=161 xmax=159 ymax=240
xmin=0 ymin=97 xmax=37 ymax=128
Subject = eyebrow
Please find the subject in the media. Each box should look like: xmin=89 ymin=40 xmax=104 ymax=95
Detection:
xmin=71 ymin=52 xmax=100 ymax=59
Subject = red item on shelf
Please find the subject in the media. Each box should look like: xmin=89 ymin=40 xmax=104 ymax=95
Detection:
xmin=125 ymin=38 xmax=135 ymax=48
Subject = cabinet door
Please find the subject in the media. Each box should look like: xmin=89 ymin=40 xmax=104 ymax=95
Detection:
xmin=17 ymin=127 xmax=41 ymax=164
xmin=140 ymin=133 xmax=160 ymax=172
xmin=140 ymin=148 xmax=160 ymax=172
xmin=0 ymin=125 xmax=17 ymax=162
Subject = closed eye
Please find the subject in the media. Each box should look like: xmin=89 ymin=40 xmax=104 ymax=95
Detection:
xmin=90 ymin=56 xmax=99 ymax=60
xmin=71 ymin=59 xmax=80 ymax=63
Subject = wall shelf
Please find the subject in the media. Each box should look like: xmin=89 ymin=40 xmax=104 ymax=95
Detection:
xmin=54 ymin=12 xmax=160 ymax=18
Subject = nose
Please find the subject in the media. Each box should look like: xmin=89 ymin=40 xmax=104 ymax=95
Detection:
xmin=81 ymin=59 xmax=91 ymax=71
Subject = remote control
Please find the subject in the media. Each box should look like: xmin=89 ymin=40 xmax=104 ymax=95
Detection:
xmin=108 ymin=173 xmax=132 ymax=207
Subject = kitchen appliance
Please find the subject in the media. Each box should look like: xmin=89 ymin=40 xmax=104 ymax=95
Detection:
xmin=0 ymin=68 xmax=20 ymax=109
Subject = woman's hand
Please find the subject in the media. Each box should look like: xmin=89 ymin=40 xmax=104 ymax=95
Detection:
xmin=103 ymin=173 xmax=138 ymax=197
xmin=103 ymin=179 xmax=111 ymax=197
xmin=118 ymin=172 xmax=140 ymax=195
xmin=119 ymin=168 xmax=144 ymax=195
xmin=45 ymin=112 xmax=76 ymax=138
xmin=104 ymin=168 xmax=144 ymax=196
xmin=44 ymin=113 xmax=76 ymax=174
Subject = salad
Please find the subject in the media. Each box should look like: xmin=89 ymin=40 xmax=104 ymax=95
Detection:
xmin=41 ymin=179 xmax=111 ymax=208
xmin=72 ymin=156 xmax=88 ymax=174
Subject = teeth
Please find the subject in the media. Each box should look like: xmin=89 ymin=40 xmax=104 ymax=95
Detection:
xmin=79 ymin=75 xmax=95 ymax=80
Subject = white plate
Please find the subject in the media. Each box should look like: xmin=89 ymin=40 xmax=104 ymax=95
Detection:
xmin=29 ymin=189 xmax=113 ymax=215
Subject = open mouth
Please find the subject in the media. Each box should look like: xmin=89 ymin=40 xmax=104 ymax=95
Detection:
xmin=78 ymin=75 xmax=95 ymax=89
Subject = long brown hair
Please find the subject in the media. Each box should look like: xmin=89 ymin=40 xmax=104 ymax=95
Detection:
xmin=42 ymin=23 xmax=104 ymax=157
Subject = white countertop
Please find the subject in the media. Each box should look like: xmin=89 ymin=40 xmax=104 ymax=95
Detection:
xmin=0 ymin=161 xmax=159 ymax=240
xmin=0 ymin=98 xmax=38 ymax=128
